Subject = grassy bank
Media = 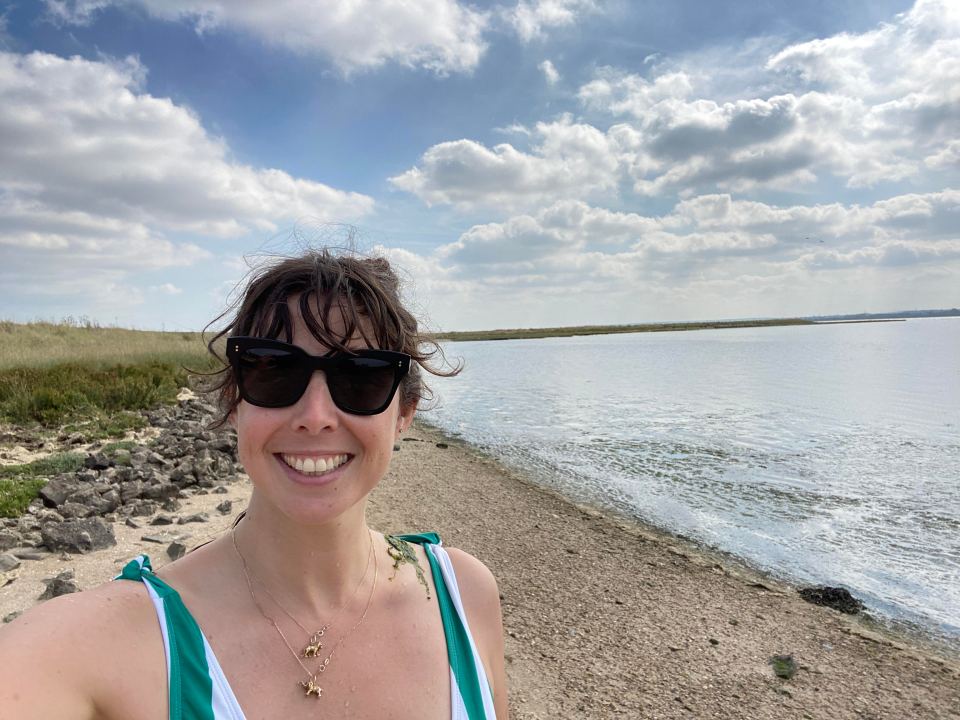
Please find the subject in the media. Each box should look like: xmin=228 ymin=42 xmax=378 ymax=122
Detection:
xmin=0 ymin=322 xmax=219 ymax=432
xmin=432 ymin=317 xmax=813 ymax=342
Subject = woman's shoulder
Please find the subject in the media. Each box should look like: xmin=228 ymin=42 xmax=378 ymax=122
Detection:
xmin=0 ymin=571 xmax=166 ymax=719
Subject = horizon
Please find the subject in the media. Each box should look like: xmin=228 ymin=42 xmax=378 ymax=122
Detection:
xmin=1 ymin=1 xmax=958 ymax=331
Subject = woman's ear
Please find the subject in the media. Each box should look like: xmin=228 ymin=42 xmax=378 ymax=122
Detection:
xmin=396 ymin=402 xmax=417 ymax=435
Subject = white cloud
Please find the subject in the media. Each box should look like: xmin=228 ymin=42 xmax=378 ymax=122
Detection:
xmin=44 ymin=0 xmax=490 ymax=74
xmin=380 ymin=187 xmax=959 ymax=328
xmin=563 ymin=0 xmax=960 ymax=196
xmin=390 ymin=116 xmax=625 ymax=211
xmin=0 ymin=50 xmax=373 ymax=301
xmin=504 ymin=0 xmax=598 ymax=42
xmin=539 ymin=59 xmax=560 ymax=85
xmin=151 ymin=283 xmax=183 ymax=295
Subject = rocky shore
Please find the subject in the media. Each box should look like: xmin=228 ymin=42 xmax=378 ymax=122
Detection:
xmin=2 ymin=396 xmax=959 ymax=718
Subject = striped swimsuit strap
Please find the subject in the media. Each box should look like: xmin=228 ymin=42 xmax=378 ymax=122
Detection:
xmin=117 ymin=536 xmax=496 ymax=720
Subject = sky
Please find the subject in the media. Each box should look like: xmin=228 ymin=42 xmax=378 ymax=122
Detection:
xmin=0 ymin=0 xmax=957 ymax=332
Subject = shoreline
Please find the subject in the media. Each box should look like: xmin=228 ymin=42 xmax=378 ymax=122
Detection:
xmin=2 ymin=413 xmax=958 ymax=718
xmin=415 ymin=421 xmax=960 ymax=663
xmin=374 ymin=422 xmax=960 ymax=718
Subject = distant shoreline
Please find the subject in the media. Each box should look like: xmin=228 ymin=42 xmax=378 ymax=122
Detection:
xmin=432 ymin=318 xmax=813 ymax=342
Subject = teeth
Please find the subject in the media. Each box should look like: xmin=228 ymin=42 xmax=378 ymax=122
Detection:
xmin=281 ymin=453 xmax=348 ymax=476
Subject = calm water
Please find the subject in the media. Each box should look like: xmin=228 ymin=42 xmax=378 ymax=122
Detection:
xmin=426 ymin=318 xmax=960 ymax=646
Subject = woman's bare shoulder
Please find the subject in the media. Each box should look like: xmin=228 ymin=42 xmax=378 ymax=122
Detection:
xmin=0 ymin=578 xmax=163 ymax=719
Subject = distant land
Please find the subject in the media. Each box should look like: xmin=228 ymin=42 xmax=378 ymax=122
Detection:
xmin=804 ymin=308 xmax=960 ymax=322
xmin=433 ymin=309 xmax=959 ymax=342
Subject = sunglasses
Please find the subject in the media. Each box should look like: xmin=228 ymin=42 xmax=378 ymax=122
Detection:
xmin=226 ymin=336 xmax=410 ymax=415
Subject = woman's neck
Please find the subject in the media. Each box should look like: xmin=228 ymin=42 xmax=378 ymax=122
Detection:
xmin=231 ymin=495 xmax=377 ymax=619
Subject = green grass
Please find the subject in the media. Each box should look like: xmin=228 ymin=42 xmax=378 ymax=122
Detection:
xmin=432 ymin=318 xmax=814 ymax=342
xmin=0 ymin=361 xmax=197 ymax=427
xmin=0 ymin=322 xmax=222 ymax=432
xmin=0 ymin=452 xmax=87 ymax=517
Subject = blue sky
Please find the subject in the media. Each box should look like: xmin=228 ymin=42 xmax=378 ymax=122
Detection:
xmin=1 ymin=0 xmax=957 ymax=331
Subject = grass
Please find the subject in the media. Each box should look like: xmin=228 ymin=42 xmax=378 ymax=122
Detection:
xmin=431 ymin=318 xmax=814 ymax=342
xmin=0 ymin=320 xmax=213 ymax=370
xmin=0 ymin=452 xmax=87 ymax=517
xmin=0 ymin=321 xmax=222 ymax=432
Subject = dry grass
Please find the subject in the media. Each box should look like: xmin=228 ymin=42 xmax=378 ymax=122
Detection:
xmin=0 ymin=320 xmax=214 ymax=370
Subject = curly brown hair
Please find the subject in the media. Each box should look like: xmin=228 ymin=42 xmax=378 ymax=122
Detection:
xmin=204 ymin=249 xmax=458 ymax=426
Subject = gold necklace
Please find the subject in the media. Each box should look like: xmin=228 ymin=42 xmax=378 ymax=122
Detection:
xmin=235 ymin=530 xmax=374 ymax=657
xmin=232 ymin=528 xmax=380 ymax=699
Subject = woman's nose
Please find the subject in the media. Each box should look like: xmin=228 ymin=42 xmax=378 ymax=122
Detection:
xmin=290 ymin=371 xmax=340 ymax=432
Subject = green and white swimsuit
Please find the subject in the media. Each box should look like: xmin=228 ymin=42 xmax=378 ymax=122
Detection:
xmin=117 ymin=533 xmax=496 ymax=720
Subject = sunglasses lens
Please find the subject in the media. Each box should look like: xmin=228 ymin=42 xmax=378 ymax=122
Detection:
xmin=327 ymin=357 xmax=399 ymax=414
xmin=237 ymin=347 xmax=310 ymax=407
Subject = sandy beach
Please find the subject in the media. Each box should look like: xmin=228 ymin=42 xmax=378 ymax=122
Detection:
xmin=2 ymin=420 xmax=959 ymax=719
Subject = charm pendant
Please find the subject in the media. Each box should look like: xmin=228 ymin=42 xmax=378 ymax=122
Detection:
xmin=303 ymin=629 xmax=326 ymax=657
xmin=300 ymin=676 xmax=323 ymax=698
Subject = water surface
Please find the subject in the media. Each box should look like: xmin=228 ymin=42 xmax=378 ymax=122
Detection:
xmin=426 ymin=318 xmax=960 ymax=646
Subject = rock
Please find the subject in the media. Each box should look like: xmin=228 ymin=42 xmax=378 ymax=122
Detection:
xmin=798 ymin=586 xmax=865 ymax=614
xmin=58 ymin=502 xmax=94 ymax=519
xmin=0 ymin=530 xmax=21 ymax=551
xmin=212 ymin=486 xmax=229 ymax=494
xmin=125 ymin=518 xmax=141 ymax=528
xmin=119 ymin=480 xmax=145 ymax=503
xmin=39 ymin=476 xmax=78 ymax=507
xmin=11 ymin=548 xmax=49 ymax=561
xmin=178 ymin=513 xmax=208 ymax=524
xmin=142 ymin=534 xmax=173 ymax=544
xmin=770 ymin=654 xmax=798 ymax=679
xmin=38 ymin=570 xmax=79 ymax=600
xmin=83 ymin=453 xmax=112 ymax=470
xmin=709 ymin=638 xmax=720 ymax=646
xmin=3 ymin=611 xmax=21 ymax=623
xmin=216 ymin=500 xmax=233 ymax=515
xmin=167 ymin=541 xmax=187 ymax=560
xmin=150 ymin=514 xmax=175 ymax=526
xmin=40 ymin=518 xmax=116 ymax=553
xmin=0 ymin=553 xmax=21 ymax=572
xmin=435 ymin=443 xmax=449 ymax=449
xmin=126 ymin=499 xmax=160 ymax=517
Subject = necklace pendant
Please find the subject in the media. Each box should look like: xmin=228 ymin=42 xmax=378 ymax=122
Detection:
xmin=300 ymin=676 xmax=323 ymax=698
xmin=303 ymin=630 xmax=325 ymax=657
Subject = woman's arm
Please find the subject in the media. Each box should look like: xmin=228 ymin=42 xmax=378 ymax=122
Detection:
xmin=447 ymin=548 xmax=510 ymax=719
xmin=0 ymin=581 xmax=165 ymax=720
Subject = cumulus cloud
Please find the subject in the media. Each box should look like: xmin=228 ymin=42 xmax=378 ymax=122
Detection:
xmin=0 ymin=50 xmax=372 ymax=299
xmin=504 ymin=0 xmax=599 ymax=42
xmin=44 ymin=0 xmax=490 ymax=74
xmin=430 ymin=189 xmax=959 ymax=275
xmin=390 ymin=116 xmax=626 ymax=210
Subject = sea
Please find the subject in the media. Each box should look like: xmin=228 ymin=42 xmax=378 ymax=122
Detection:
xmin=424 ymin=317 xmax=960 ymax=650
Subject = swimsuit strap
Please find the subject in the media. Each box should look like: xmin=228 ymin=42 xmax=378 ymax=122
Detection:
xmin=394 ymin=534 xmax=495 ymax=720
xmin=116 ymin=556 xmax=218 ymax=720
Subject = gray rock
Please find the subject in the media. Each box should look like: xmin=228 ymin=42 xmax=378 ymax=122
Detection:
xmin=11 ymin=548 xmax=50 ymax=561
xmin=3 ymin=611 xmax=22 ymax=623
xmin=167 ymin=541 xmax=187 ymax=560
xmin=150 ymin=514 xmax=175 ymax=526
xmin=119 ymin=480 xmax=145 ymax=503
xmin=216 ymin=500 xmax=233 ymax=515
xmin=0 ymin=553 xmax=21 ymax=572
xmin=39 ymin=476 xmax=78 ymax=507
xmin=83 ymin=453 xmax=112 ymax=470
xmin=38 ymin=570 xmax=79 ymax=600
xmin=40 ymin=518 xmax=116 ymax=553
xmin=125 ymin=518 xmax=141 ymax=528
xmin=59 ymin=502 xmax=94 ymax=519
xmin=212 ymin=486 xmax=229 ymax=494
xmin=178 ymin=513 xmax=208 ymax=524
xmin=127 ymin=499 xmax=160 ymax=517
xmin=0 ymin=530 xmax=21 ymax=551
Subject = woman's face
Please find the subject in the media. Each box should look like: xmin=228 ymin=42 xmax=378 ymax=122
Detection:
xmin=233 ymin=296 xmax=415 ymax=526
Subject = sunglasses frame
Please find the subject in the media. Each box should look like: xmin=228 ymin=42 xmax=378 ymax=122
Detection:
xmin=226 ymin=336 xmax=411 ymax=415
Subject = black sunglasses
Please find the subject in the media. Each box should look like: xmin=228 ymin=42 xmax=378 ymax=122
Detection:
xmin=226 ymin=336 xmax=410 ymax=415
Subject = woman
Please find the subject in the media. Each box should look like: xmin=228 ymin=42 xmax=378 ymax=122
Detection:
xmin=0 ymin=251 xmax=508 ymax=719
